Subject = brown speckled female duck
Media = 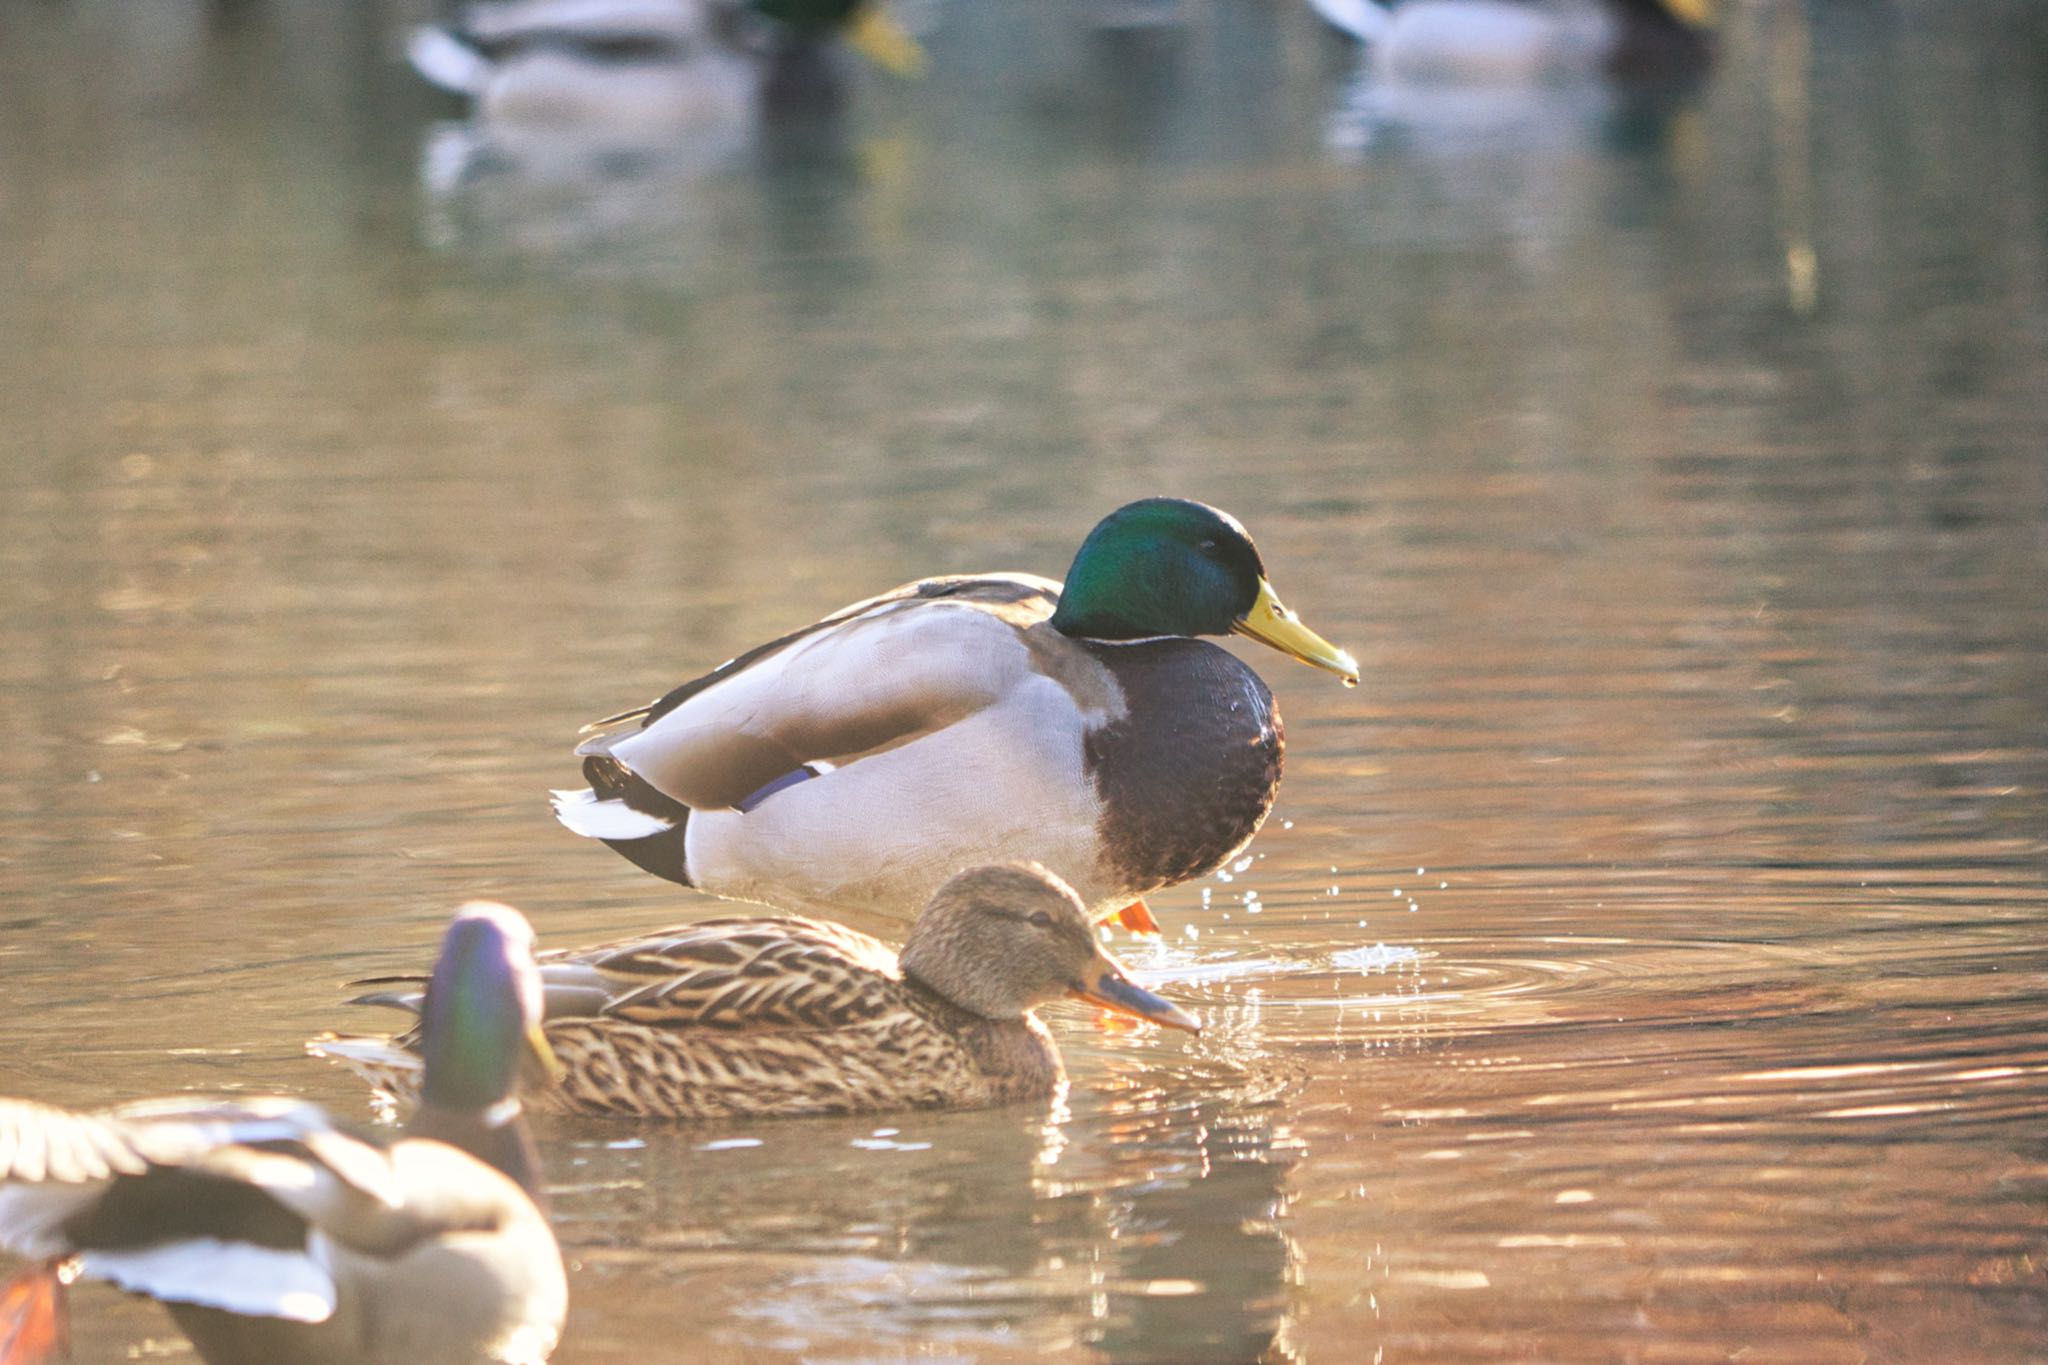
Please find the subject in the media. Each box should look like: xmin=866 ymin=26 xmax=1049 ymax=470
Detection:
xmin=314 ymin=864 xmax=1200 ymax=1120
xmin=549 ymin=499 xmax=1358 ymax=936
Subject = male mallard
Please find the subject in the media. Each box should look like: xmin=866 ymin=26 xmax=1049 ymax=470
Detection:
xmin=551 ymin=498 xmax=1358 ymax=934
xmin=406 ymin=0 xmax=923 ymax=111
xmin=315 ymin=863 xmax=1199 ymax=1120
xmin=1308 ymin=0 xmax=1715 ymax=84
xmin=407 ymin=0 xmax=760 ymax=152
xmin=0 ymin=905 xmax=567 ymax=1365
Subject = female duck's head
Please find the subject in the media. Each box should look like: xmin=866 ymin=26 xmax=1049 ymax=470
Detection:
xmin=1049 ymin=498 xmax=1359 ymax=685
xmin=900 ymin=862 xmax=1200 ymax=1032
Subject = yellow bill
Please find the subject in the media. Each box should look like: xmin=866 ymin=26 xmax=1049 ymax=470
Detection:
xmin=523 ymin=1023 xmax=567 ymax=1087
xmin=847 ymin=5 xmax=928 ymax=78
xmin=1231 ymin=578 xmax=1359 ymax=685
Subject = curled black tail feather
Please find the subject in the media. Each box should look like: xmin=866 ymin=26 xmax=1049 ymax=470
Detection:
xmin=602 ymin=822 xmax=694 ymax=886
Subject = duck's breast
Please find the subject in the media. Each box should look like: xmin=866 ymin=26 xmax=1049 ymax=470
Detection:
xmin=1081 ymin=639 xmax=1283 ymax=895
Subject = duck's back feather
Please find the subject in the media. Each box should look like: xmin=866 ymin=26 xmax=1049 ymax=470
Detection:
xmin=550 ymin=916 xmax=906 ymax=1030
xmin=583 ymin=574 xmax=1066 ymax=812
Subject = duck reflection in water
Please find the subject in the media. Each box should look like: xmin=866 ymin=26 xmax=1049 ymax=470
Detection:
xmin=544 ymin=1049 xmax=1305 ymax=1361
xmin=1313 ymin=0 xmax=1716 ymax=154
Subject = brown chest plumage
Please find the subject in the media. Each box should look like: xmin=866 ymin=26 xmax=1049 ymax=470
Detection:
xmin=1082 ymin=639 xmax=1284 ymax=893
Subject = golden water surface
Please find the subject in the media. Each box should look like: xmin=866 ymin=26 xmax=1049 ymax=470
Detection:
xmin=3 ymin=1 xmax=2046 ymax=1360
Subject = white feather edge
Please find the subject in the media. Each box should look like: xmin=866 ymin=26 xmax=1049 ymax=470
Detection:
xmin=549 ymin=787 xmax=676 ymax=840
xmin=407 ymin=26 xmax=493 ymax=95
xmin=79 ymin=1239 xmax=337 ymax=1322
xmin=305 ymin=1036 xmax=422 ymax=1075
xmin=1306 ymin=0 xmax=1393 ymax=43
xmin=0 ymin=1183 xmax=106 ymax=1259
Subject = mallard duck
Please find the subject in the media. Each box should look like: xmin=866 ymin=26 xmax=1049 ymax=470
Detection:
xmin=748 ymin=0 xmax=926 ymax=75
xmin=550 ymin=498 xmax=1358 ymax=935
xmin=407 ymin=0 xmax=760 ymax=156
xmin=314 ymin=863 xmax=1199 ymax=1120
xmin=405 ymin=0 xmax=923 ymax=113
xmin=1308 ymin=0 xmax=1714 ymax=84
xmin=0 ymin=905 xmax=567 ymax=1365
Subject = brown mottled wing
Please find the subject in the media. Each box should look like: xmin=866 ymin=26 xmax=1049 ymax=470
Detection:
xmin=542 ymin=917 xmax=910 ymax=1033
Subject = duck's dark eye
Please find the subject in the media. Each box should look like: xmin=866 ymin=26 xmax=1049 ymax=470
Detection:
xmin=1028 ymin=910 xmax=1053 ymax=929
xmin=1197 ymin=539 xmax=1220 ymax=557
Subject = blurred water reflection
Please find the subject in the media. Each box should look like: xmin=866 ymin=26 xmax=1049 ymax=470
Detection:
xmin=4 ymin=0 xmax=2048 ymax=1360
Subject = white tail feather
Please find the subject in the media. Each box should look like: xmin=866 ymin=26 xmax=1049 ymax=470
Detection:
xmin=81 ymin=1240 xmax=336 ymax=1322
xmin=550 ymin=788 xmax=676 ymax=841
xmin=1306 ymin=0 xmax=1393 ymax=43
xmin=305 ymin=1036 xmax=420 ymax=1078
xmin=407 ymin=26 xmax=494 ymax=95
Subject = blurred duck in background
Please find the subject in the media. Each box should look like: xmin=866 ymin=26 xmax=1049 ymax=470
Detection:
xmin=314 ymin=864 xmax=1200 ymax=1120
xmin=1308 ymin=0 xmax=1715 ymax=85
xmin=405 ymin=0 xmax=929 ymax=229
xmin=408 ymin=0 xmax=761 ymax=183
xmin=407 ymin=0 xmax=925 ymax=142
xmin=1312 ymin=0 xmax=1717 ymax=154
xmin=0 ymin=905 xmax=566 ymax=1365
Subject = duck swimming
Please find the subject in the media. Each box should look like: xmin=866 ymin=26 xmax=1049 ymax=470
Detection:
xmin=551 ymin=498 xmax=1358 ymax=934
xmin=314 ymin=864 xmax=1199 ymax=1120
xmin=0 ymin=905 xmax=566 ymax=1365
xmin=405 ymin=0 xmax=924 ymax=123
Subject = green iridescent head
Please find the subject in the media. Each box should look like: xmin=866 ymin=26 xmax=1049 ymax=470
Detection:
xmin=1048 ymin=498 xmax=1359 ymax=683
xmin=418 ymin=903 xmax=556 ymax=1114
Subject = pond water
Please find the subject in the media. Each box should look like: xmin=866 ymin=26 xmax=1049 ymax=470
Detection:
xmin=4 ymin=0 xmax=2047 ymax=1360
